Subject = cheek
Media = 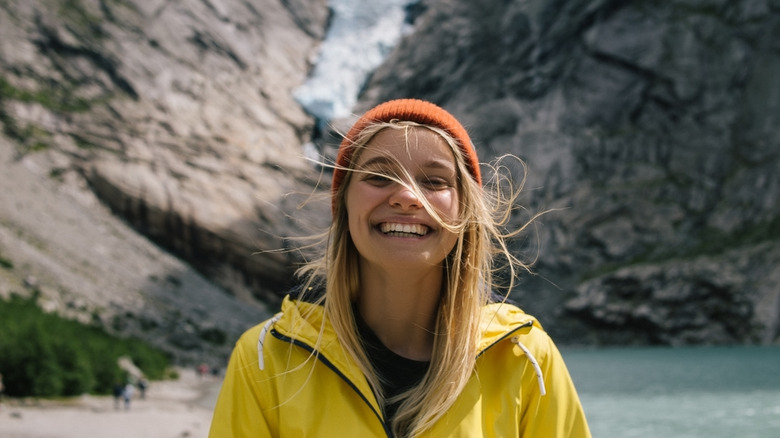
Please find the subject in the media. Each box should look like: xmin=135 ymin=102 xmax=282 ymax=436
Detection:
xmin=344 ymin=184 xmax=357 ymax=217
xmin=433 ymin=190 xmax=460 ymax=220
xmin=344 ymin=186 xmax=368 ymax=231
xmin=342 ymin=186 xmax=357 ymax=234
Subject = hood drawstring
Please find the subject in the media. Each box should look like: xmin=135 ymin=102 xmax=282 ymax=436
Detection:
xmin=258 ymin=313 xmax=283 ymax=370
xmin=511 ymin=335 xmax=547 ymax=396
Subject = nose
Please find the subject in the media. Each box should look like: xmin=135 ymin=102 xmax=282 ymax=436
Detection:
xmin=389 ymin=183 xmax=422 ymax=210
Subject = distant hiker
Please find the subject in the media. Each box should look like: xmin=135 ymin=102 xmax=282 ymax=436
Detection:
xmin=113 ymin=382 xmax=124 ymax=410
xmin=209 ymin=99 xmax=591 ymax=437
xmin=123 ymin=383 xmax=135 ymax=410
xmin=138 ymin=378 xmax=148 ymax=399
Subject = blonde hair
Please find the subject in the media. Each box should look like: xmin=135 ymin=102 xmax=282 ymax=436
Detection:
xmin=297 ymin=121 xmax=535 ymax=437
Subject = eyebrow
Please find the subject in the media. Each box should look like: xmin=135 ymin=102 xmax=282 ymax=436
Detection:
xmin=358 ymin=155 xmax=456 ymax=173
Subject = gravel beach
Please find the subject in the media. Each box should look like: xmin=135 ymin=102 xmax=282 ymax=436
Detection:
xmin=0 ymin=368 xmax=221 ymax=438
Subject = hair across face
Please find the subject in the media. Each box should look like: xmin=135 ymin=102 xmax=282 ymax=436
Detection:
xmin=344 ymin=125 xmax=462 ymax=272
xmin=331 ymin=99 xmax=481 ymax=215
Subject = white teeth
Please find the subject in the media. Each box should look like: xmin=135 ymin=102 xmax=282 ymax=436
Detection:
xmin=380 ymin=223 xmax=428 ymax=236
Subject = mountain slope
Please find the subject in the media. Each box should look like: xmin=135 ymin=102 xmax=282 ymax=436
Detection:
xmin=1 ymin=0 xmax=778 ymax=351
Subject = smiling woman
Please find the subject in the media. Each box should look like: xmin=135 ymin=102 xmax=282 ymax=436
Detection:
xmin=208 ymin=99 xmax=591 ymax=438
xmin=346 ymin=126 xmax=460 ymax=276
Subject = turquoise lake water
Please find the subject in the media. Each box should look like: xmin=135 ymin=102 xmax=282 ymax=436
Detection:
xmin=562 ymin=346 xmax=780 ymax=438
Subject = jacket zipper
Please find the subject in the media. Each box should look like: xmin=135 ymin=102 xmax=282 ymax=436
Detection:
xmin=270 ymin=319 xmax=533 ymax=437
xmin=271 ymin=329 xmax=395 ymax=438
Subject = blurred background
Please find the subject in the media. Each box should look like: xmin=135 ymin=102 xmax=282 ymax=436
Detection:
xmin=0 ymin=0 xmax=778 ymax=436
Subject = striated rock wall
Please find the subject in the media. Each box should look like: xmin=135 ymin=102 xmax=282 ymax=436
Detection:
xmin=0 ymin=0 xmax=330 ymax=363
xmin=1 ymin=0 xmax=778 ymax=351
xmin=1 ymin=0 xmax=331 ymax=304
xmin=359 ymin=0 xmax=780 ymax=345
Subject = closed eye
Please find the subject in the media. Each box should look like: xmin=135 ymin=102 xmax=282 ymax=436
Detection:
xmin=421 ymin=175 xmax=454 ymax=191
xmin=420 ymin=175 xmax=455 ymax=190
xmin=361 ymin=170 xmax=394 ymax=186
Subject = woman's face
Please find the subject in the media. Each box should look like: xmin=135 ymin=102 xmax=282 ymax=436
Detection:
xmin=345 ymin=126 xmax=461 ymax=273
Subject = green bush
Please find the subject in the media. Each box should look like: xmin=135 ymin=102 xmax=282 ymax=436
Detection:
xmin=0 ymin=253 xmax=13 ymax=269
xmin=0 ymin=294 xmax=171 ymax=398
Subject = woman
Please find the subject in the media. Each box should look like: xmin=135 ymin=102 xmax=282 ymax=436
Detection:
xmin=209 ymin=99 xmax=591 ymax=437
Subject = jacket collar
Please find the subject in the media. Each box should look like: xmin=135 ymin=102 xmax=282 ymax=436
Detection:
xmin=265 ymin=293 xmax=546 ymax=410
xmin=271 ymin=295 xmax=380 ymax=409
xmin=275 ymin=290 xmax=538 ymax=359
xmin=477 ymin=302 xmax=538 ymax=354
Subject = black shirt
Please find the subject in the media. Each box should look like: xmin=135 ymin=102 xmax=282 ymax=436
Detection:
xmin=354 ymin=309 xmax=430 ymax=421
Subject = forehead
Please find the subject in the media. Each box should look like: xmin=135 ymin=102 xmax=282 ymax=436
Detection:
xmin=355 ymin=126 xmax=456 ymax=166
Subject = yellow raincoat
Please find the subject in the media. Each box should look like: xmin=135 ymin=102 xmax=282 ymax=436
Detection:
xmin=209 ymin=295 xmax=591 ymax=437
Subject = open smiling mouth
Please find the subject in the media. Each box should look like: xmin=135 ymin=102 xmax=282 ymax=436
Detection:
xmin=380 ymin=223 xmax=429 ymax=237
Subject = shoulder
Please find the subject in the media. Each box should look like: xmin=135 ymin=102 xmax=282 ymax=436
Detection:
xmin=230 ymin=293 xmax=329 ymax=368
xmin=478 ymin=301 xmax=559 ymax=364
xmin=479 ymin=302 xmax=546 ymax=342
xmin=233 ymin=285 xmax=324 ymax=346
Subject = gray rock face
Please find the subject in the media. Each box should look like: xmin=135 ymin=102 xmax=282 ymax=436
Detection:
xmin=1 ymin=0 xmax=778 ymax=351
xmin=0 ymin=0 xmax=329 ymax=362
xmin=1 ymin=0 xmax=330 ymax=303
xmin=359 ymin=0 xmax=780 ymax=345
xmin=0 ymin=140 xmax=265 ymax=366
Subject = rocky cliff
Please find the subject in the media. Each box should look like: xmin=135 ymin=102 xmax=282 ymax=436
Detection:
xmin=1 ymin=0 xmax=778 ymax=360
xmin=359 ymin=0 xmax=780 ymax=344
xmin=0 ymin=0 xmax=331 ymax=364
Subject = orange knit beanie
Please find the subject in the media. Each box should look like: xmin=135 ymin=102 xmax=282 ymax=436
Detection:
xmin=331 ymin=99 xmax=481 ymax=211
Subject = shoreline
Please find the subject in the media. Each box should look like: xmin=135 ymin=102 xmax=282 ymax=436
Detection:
xmin=0 ymin=368 xmax=221 ymax=438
